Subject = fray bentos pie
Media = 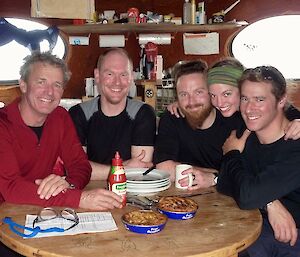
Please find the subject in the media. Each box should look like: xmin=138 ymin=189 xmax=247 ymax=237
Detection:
xmin=123 ymin=210 xmax=167 ymax=226
xmin=158 ymin=196 xmax=198 ymax=213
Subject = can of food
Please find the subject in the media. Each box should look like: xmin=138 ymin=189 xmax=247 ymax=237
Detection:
xmin=212 ymin=12 xmax=224 ymax=23
xmin=127 ymin=7 xmax=139 ymax=23
xmin=164 ymin=15 xmax=172 ymax=23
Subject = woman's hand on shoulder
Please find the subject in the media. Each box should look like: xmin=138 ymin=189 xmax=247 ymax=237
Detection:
xmin=284 ymin=119 xmax=300 ymax=140
xmin=166 ymin=101 xmax=183 ymax=118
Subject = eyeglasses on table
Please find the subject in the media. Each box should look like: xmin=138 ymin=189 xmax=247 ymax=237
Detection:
xmin=2 ymin=207 xmax=79 ymax=238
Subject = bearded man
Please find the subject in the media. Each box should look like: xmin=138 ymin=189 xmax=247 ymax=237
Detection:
xmin=154 ymin=60 xmax=240 ymax=190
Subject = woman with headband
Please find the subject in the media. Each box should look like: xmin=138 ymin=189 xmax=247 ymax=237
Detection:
xmin=206 ymin=58 xmax=244 ymax=118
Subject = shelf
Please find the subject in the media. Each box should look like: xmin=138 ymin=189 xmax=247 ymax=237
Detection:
xmin=135 ymin=79 xmax=162 ymax=86
xmin=58 ymin=23 xmax=244 ymax=34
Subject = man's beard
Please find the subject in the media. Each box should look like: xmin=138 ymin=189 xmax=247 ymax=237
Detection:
xmin=181 ymin=103 xmax=213 ymax=130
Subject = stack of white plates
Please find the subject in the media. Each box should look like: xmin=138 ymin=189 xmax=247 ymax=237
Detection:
xmin=125 ymin=168 xmax=171 ymax=194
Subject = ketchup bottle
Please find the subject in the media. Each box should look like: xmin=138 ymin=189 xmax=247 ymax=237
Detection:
xmin=108 ymin=151 xmax=127 ymax=207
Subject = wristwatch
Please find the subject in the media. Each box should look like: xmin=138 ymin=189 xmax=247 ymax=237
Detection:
xmin=263 ymin=201 xmax=273 ymax=212
xmin=66 ymin=180 xmax=76 ymax=189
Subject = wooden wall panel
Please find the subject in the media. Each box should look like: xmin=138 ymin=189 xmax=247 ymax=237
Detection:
xmin=0 ymin=86 xmax=21 ymax=105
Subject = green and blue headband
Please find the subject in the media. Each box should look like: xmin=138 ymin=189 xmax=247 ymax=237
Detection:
xmin=207 ymin=66 xmax=243 ymax=87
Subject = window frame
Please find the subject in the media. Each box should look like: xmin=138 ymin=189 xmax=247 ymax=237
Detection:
xmin=0 ymin=17 xmax=68 ymax=85
xmin=227 ymin=14 xmax=300 ymax=80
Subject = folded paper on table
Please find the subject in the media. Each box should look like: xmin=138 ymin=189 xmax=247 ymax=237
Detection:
xmin=183 ymin=32 xmax=219 ymax=55
xmin=24 ymin=212 xmax=118 ymax=238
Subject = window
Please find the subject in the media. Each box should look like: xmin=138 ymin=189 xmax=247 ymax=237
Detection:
xmin=230 ymin=15 xmax=300 ymax=79
xmin=0 ymin=18 xmax=66 ymax=84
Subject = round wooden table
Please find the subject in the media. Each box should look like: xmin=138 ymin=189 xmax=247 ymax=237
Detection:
xmin=0 ymin=181 xmax=262 ymax=257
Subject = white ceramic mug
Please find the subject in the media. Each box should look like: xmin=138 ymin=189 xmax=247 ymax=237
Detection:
xmin=175 ymin=164 xmax=193 ymax=189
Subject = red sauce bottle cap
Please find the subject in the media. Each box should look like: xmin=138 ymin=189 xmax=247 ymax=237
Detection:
xmin=112 ymin=151 xmax=123 ymax=166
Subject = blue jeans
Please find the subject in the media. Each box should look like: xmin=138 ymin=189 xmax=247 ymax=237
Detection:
xmin=247 ymin=218 xmax=300 ymax=257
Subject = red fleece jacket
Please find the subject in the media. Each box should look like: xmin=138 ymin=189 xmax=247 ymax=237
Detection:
xmin=0 ymin=98 xmax=91 ymax=207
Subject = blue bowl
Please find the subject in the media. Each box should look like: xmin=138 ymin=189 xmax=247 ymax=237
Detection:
xmin=158 ymin=208 xmax=197 ymax=220
xmin=157 ymin=196 xmax=198 ymax=220
xmin=123 ymin=222 xmax=166 ymax=234
xmin=122 ymin=210 xmax=167 ymax=234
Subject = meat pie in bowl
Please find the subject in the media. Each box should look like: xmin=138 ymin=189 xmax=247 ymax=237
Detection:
xmin=157 ymin=196 xmax=198 ymax=220
xmin=122 ymin=210 xmax=167 ymax=234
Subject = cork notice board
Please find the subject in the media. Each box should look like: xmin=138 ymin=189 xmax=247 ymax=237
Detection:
xmin=31 ymin=0 xmax=95 ymax=19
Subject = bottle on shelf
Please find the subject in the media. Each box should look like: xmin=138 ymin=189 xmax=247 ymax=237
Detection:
xmin=183 ymin=0 xmax=192 ymax=24
xmin=191 ymin=0 xmax=196 ymax=24
xmin=196 ymin=1 xmax=206 ymax=24
xmin=108 ymin=151 xmax=127 ymax=207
